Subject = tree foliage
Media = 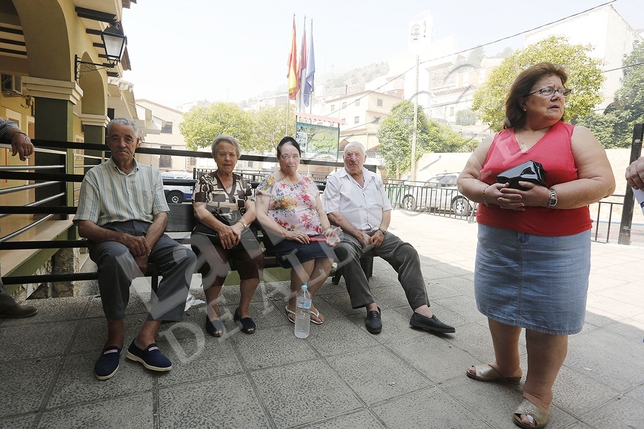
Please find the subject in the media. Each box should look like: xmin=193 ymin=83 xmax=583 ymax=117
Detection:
xmin=472 ymin=36 xmax=603 ymax=131
xmin=180 ymin=102 xmax=299 ymax=153
xmin=250 ymin=105 xmax=294 ymax=152
xmin=575 ymin=41 xmax=644 ymax=148
xmin=377 ymin=100 xmax=470 ymax=178
xmin=614 ymin=41 xmax=644 ymax=130
xmin=574 ymin=111 xmax=631 ymax=148
xmin=455 ymin=109 xmax=477 ymax=126
xmin=180 ymin=102 xmax=254 ymax=151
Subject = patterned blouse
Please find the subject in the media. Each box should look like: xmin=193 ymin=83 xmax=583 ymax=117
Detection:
xmin=257 ymin=174 xmax=323 ymax=235
xmin=192 ymin=172 xmax=252 ymax=224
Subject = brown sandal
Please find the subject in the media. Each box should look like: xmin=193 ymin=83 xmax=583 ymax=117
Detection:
xmin=466 ymin=364 xmax=521 ymax=385
xmin=513 ymin=398 xmax=549 ymax=428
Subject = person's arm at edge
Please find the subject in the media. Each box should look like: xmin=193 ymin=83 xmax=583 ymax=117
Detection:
xmin=0 ymin=121 xmax=34 ymax=161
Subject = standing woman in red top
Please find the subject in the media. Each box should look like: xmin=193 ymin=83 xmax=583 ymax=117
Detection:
xmin=457 ymin=63 xmax=615 ymax=429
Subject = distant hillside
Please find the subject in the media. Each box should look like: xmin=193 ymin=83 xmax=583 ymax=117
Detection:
xmin=261 ymin=62 xmax=390 ymax=100
xmin=320 ymin=62 xmax=390 ymax=98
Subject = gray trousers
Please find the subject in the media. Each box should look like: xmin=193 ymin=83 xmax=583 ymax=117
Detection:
xmin=334 ymin=231 xmax=429 ymax=310
xmin=89 ymin=221 xmax=197 ymax=321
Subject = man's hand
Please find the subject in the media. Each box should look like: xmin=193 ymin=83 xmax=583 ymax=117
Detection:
xmin=358 ymin=232 xmax=372 ymax=248
xmin=371 ymin=230 xmax=385 ymax=248
xmin=8 ymin=130 xmax=34 ymax=161
xmin=134 ymin=254 xmax=149 ymax=272
xmin=626 ymin=157 xmax=644 ymax=190
xmin=121 ymin=233 xmax=150 ymax=257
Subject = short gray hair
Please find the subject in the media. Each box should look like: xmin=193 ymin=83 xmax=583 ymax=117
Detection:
xmin=211 ymin=135 xmax=241 ymax=158
xmin=344 ymin=141 xmax=366 ymax=155
xmin=107 ymin=118 xmax=139 ymax=137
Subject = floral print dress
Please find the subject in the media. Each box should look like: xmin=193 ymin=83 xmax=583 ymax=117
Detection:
xmin=257 ymin=174 xmax=323 ymax=235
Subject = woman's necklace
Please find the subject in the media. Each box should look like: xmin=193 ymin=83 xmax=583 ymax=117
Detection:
xmin=515 ymin=128 xmax=548 ymax=151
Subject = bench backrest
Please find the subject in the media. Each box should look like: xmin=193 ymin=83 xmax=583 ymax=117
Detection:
xmin=166 ymin=203 xmax=196 ymax=232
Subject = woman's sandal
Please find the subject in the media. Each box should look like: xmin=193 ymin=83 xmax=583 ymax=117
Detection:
xmin=285 ymin=306 xmax=296 ymax=323
xmin=234 ymin=308 xmax=256 ymax=334
xmin=284 ymin=306 xmax=324 ymax=325
xmin=466 ymin=364 xmax=521 ymax=385
xmin=309 ymin=308 xmax=324 ymax=325
xmin=205 ymin=315 xmax=225 ymax=337
xmin=512 ymin=398 xmax=549 ymax=429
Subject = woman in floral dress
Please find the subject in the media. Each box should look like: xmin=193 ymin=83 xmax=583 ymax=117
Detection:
xmin=256 ymin=136 xmax=338 ymax=325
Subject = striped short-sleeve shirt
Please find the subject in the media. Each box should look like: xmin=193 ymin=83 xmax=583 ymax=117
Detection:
xmin=74 ymin=158 xmax=169 ymax=226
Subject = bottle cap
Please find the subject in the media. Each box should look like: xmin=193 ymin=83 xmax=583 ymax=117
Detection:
xmin=301 ymin=285 xmax=308 ymax=290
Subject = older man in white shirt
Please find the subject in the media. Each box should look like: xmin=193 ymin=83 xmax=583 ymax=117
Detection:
xmin=322 ymin=142 xmax=455 ymax=335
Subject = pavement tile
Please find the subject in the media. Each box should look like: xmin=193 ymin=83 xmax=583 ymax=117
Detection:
xmin=155 ymin=333 xmax=244 ymax=388
xmin=580 ymin=396 xmax=644 ymax=429
xmin=325 ymin=346 xmax=430 ymax=405
xmin=0 ymin=356 xmax=60 ymax=416
xmin=158 ymin=374 xmax=271 ymax=428
xmin=567 ymin=328 xmax=644 ymax=392
xmin=372 ymin=384 xmax=495 ymax=429
xmin=303 ymin=410 xmax=385 ymax=428
xmin=230 ymin=324 xmax=318 ymax=370
xmin=0 ymin=320 xmax=77 ymax=360
xmin=251 ymin=359 xmax=363 ymax=427
xmin=46 ymin=351 xmax=154 ymax=409
xmin=39 ymin=393 xmax=153 ymax=429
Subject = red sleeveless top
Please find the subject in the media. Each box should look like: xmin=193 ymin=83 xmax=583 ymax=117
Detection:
xmin=476 ymin=121 xmax=591 ymax=236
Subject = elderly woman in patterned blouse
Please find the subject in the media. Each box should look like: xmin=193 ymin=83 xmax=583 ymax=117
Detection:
xmin=191 ymin=135 xmax=263 ymax=336
xmin=256 ymin=136 xmax=339 ymax=325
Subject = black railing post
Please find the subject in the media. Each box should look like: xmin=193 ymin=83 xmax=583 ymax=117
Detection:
xmin=618 ymin=123 xmax=644 ymax=245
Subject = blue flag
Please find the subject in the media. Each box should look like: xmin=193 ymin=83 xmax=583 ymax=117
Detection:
xmin=303 ymin=22 xmax=315 ymax=107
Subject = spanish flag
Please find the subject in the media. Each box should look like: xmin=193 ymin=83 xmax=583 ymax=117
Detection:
xmin=287 ymin=16 xmax=298 ymax=100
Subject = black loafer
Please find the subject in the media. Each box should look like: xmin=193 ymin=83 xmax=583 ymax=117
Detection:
xmin=410 ymin=312 xmax=455 ymax=334
xmin=365 ymin=307 xmax=382 ymax=334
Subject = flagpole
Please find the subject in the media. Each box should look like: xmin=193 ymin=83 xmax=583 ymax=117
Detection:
xmin=309 ymin=20 xmax=314 ymax=115
xmin=298 ymin=15 xmax=306 ymax=114
xmin=286 ymin=13 xmax=295 ymax=135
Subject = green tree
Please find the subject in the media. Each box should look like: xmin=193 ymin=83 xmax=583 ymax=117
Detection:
xmin=378 ymin=101 xmax=428 ymax=178
xmin=378 ymin=101 xmax=470 ymax=178
xmin=250 ymin=105 xmax=294 ymax=152
xmin=614 ymin=41 xmax=644 ymax=131
xmin=455 ymin=109 xmax=477 ymax=126
xmin=574 ymin=110 xmax=630 ymax=148
xmin=575 ymin=41 xmax=644 ymax=148
xmin=472 ymin=36 xmax=603 ymax=131
xmin=179 ymin=102 xmax=254 ymax=151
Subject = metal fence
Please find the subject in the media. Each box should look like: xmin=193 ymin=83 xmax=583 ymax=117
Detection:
xmin=383 ymin=179 xmax=635 ymax=244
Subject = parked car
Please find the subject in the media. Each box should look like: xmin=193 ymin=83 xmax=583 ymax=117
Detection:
xmin=400 ymin=173 xmax=473 ymax=216
xmin=162 ymin=171 xmax=194 ymax=204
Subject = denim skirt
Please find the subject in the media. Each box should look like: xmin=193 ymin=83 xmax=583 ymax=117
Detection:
xmin=474 ymin=224 xmax=590 ymax=335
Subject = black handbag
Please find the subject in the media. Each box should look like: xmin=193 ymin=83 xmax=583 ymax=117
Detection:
xmin=496 ymin=160 xmax=547 ymax=190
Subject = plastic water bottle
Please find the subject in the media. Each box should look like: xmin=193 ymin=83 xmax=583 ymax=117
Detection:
xmin=294 ymin=285 xmax=311 ymax=338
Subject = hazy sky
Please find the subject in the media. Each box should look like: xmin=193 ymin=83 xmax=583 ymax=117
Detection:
xmin=121 ymin=0 xmax=643 ymax=109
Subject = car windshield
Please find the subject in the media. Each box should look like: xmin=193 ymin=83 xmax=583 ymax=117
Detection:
xmin=426 ymin=174 xmax=457 ymax=187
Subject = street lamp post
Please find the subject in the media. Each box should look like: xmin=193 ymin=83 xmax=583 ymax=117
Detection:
xmin=411 ymin=54 xmax=419 ymax=181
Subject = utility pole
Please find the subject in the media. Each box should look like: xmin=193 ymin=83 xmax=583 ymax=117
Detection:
xmin=411 ymin=54 xmax=419 ymax=182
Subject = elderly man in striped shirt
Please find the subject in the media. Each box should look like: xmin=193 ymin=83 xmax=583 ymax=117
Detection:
xmin=75 ymin=118 xmax=197 ymax=381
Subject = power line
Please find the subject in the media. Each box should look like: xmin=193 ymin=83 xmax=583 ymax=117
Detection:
xmin=325 ymin=1 xmax=619 ymax=117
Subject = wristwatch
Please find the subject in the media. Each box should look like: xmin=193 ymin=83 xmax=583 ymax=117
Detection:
xmin=378 ymin=228 xmax=387 ymax=235
xmin=547 ymin=188 xmax=558 ymax=208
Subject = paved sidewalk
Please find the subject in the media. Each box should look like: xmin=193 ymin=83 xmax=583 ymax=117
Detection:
xmin=1 ymin=211 xmax=643 ymax=428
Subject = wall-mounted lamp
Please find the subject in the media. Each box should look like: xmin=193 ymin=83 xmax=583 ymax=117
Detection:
xmin=75 ymin=21 xmax=127 ymax=80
